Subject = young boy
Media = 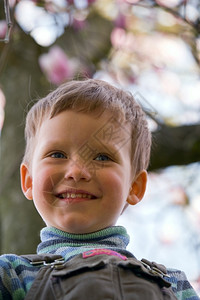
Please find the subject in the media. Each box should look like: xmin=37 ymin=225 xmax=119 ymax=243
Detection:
xmin=0 ymin=79 xmax=198 ymax=299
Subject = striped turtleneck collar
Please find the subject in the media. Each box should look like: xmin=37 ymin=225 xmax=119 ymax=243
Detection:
xmin=37 ymin=226 xmax=133 ymax=260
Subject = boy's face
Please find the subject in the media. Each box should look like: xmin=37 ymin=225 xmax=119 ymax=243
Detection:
xmin=21 ymin=110 xmax=147 ymax=234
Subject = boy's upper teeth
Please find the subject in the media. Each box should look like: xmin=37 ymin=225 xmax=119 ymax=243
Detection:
xmin=59 ymin=193 xmax=92 ymax=199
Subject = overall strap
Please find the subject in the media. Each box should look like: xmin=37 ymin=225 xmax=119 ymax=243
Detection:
xmin=21 ymin=254 xmax=64 ymax=266
xmin=22 ymin=254 xmax=65 ymax=300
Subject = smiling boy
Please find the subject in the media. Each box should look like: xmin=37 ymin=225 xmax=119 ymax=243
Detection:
xmin=0 ymin=79 xmax=199 ymax=299
xmin=21 ymin=110 xmax=147 ymax=234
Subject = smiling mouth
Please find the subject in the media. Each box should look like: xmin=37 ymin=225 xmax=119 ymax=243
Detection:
xmin=56 ymin=192 xmax=96 ymax=200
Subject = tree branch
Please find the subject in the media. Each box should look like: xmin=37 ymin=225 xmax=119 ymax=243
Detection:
xmin=150 ymin=123 xmax=200 ymax=170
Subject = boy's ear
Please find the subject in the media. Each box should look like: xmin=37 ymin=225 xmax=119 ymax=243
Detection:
xmin=20 ymin=163 xmax=33 ymax=200
xmin=127 ymin=170 xmax=147 ymax=206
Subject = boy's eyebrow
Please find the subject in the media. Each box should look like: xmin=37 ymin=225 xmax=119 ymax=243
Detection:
xmin=88 ymin=137 xmax=131 ymax=158
xmin=91 ymin=131 xmax=131 ymax=155
xmin=90 ymin=139 xmax=120 ymax=155
xmin=37 ymin=139 xmax=66 ymax=152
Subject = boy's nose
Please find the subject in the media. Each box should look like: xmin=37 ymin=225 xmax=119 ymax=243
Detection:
xmin=64 ymin=158 xmax=91 ymax=182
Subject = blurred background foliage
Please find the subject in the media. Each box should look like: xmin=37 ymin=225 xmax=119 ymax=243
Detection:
xmin=0 ymin=0 xmax=200 ymax=291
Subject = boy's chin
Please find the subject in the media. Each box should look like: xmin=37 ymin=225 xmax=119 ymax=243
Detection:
xmin=45 ymin=222 xmax=113 ymax=234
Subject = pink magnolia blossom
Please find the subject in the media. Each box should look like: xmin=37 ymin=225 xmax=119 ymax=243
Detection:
xmin=39 ymin=46 xmax=77 ymax=85
xmin=0 ymin=88 xmax=6 ymax=132
xmin=72 ymin=18 xmax=86 ymax=30
xmin=110 ymin=27 xmax=126 ymax=48
xmin=87 ymin=0 xmax=96 ymax=4
xmin=67 ymin=0 xmax=74 ymax=5
xmin=114 ymin=13 xmax=127 ymax=29
xmin=0 ymin=21 xmax=7 ymax=39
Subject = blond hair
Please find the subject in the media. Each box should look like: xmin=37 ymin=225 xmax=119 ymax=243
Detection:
xmin=23 ymin=79 xmax=151 ymax=176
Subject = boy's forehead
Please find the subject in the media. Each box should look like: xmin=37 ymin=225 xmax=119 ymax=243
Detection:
xmin=92 ymin=115 xmax=131 ymax=153
xmin=40 ymin=109 xmax=126 ymax=130
xmin=37 ymin=110 xmax=132 ymax=152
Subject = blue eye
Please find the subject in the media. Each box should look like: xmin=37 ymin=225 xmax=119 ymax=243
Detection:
xmin=50 ymin=152 xmax=66 ymax=159
xmin=95 ymin=154 xmax=110 ymax=161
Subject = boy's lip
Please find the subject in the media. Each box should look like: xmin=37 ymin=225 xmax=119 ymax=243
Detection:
xmin=55 ymin=188 xmax=97 ymax=200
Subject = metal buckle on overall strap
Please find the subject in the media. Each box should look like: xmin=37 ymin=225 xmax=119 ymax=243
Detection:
xmin=141 ymin=259 xmax=170 ymax=278
xmin=30 ymin=257 xmax=65 ymax=268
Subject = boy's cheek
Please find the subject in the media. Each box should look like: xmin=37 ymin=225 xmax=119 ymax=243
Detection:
xmin=33 ymin=170 xmax=62 ymax=197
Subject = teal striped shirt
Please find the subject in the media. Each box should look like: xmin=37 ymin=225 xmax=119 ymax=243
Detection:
xmin=0 ymin=226 xmax=199 ymax=299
